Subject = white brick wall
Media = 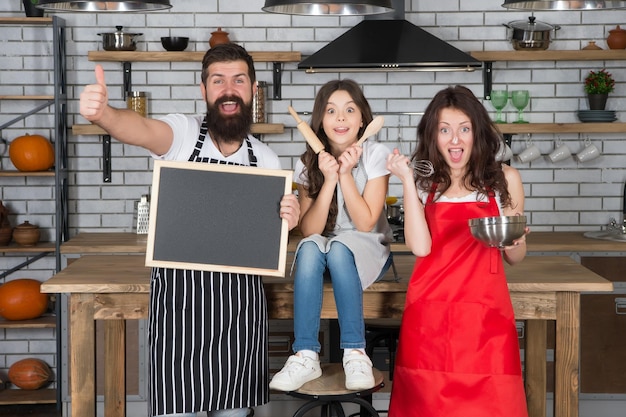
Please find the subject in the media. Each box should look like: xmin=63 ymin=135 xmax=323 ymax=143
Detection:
xmin=1 ymin=0 xmax=626 ymax=391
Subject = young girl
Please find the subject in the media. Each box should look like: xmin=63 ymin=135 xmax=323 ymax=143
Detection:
xmin=386 ymin=85 xmax=529 ymax=417
xmin=270 ymin=79 xmax=392 ymax=392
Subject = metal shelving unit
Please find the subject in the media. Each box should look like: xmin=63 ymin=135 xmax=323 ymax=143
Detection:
xmin=0 ymin=15 xmax=68 ymax=408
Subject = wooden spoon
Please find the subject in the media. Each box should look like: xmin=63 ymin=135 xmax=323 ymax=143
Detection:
xmin=356 ymin=115 xmax=385 ymax=146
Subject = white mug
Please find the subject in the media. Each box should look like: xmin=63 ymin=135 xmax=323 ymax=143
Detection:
xmin=517 ymin=143 xmax=541 ymax=163
xmin=495 ymin=141 xmax=513 ymax=162
xmin=548 ymin=141 xmax=571 ymax=163
xmin=576 ymin=142 xmax=600 ymax=162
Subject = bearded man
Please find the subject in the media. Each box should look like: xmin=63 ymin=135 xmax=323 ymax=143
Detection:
xmin=79 ymin=43 xmax=300 ymax=417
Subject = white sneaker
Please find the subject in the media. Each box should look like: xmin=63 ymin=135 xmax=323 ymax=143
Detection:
xmin=269 ymin=354 xmax=322 ymax=391
xmin=343 ymin=350 xmax=375 ymax=390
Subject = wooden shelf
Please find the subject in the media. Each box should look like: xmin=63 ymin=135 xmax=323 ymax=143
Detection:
xmin=0 ymin=171 xmax=54 ymax=177
xmin=470 ymin=50 xmax=626 ymax=134
xmin=0 ymin=316 xmax=56 ymax=329
xmin=0 ymin=388 xmax=56 ymax=405
xmin=88 ymin=50 xmax=301 ymax=63
xmin=0 ymin=17 xmax=53 ymax=25
xmin=496 ymin=122 xmax=626 ymax=134
xmin=73 ymin=122 xmax=284 ymax=136
xmin=0 ymin=95 xmax=54 ymax=100
xmin=0 ymin=242 xmax=56 ymax=253
xmin=470 ymin=50 xmax=626 ymax=62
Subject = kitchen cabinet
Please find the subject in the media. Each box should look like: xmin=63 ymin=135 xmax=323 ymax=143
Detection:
xmin=0 ymin=16 xmax=68 ymax=407
xmin=579 ymin=257 xmax=626 ymax=395
xmin=469 ymin=49 xmax=626 ymax=135
xmin=72 ymin=50 xmax=301 ymax=181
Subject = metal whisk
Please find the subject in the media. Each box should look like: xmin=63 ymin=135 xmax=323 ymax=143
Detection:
xmin=410 ymin=160 xmax=435 ymax=177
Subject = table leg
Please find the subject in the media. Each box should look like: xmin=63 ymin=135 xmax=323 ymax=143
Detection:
xmin=555 ymin=292 xmax=580 ymax=417
xmin=524 ymin=320 xmax=547 ymax=417
xmin=105 ymin=320 xmax=126 ymax=417
xmin=70 ymin=294 xmax=96 ymax=417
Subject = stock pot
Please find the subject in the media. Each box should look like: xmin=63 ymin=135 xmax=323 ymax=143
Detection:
xmin=503 ymin=16 xmax=560 ymax=51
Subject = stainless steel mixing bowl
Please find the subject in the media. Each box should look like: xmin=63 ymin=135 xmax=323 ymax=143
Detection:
xmin=468 ymin=215 xmax=527 ymax=248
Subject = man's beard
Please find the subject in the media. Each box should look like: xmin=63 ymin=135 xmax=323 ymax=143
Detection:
xmin=206 ymin=95 xmax=253 ymax=144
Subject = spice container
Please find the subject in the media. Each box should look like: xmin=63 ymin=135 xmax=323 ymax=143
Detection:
xmin=252 ymin=81 xmax=267 ymax=123
xmin=127 ymin=91 xmax=147 ymax=117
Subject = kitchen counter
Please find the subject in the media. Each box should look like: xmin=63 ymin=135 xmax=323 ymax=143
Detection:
xmin=60 ymin=231 xmax=626 ymax=255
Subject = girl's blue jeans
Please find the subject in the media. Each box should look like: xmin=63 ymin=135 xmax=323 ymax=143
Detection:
xmin=292 ymin=240 xmax=390 ymax=353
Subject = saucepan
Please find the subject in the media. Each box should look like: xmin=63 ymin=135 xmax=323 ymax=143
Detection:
xmin=98 ymin=26 xmax=143 ymax=51
xmin=387 ymin=199 xmax=404 ymax=226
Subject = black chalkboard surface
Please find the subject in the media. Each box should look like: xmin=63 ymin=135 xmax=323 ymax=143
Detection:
xmin=145 ymin=160 xmax=292 ymax=277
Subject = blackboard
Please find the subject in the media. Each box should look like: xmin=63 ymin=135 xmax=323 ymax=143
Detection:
xmin=145 ymin=160 xmax=292 ymax=277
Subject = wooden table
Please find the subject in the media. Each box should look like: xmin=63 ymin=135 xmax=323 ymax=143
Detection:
xmin=60 ymin=231 xmax=626 ymax=255
xmin=42 ymin=252 xmax=613 ymax=417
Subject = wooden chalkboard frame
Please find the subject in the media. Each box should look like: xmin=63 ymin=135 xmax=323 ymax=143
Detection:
xmin=145 ymin=160 xmax=292 ymax=277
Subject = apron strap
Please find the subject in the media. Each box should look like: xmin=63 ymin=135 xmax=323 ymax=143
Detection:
xmin=188 ymin=116 xmax=209 ymax=162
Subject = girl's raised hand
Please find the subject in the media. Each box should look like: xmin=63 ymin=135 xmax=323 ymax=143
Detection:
xmin=337 ymin=144 xmax=363 ymax=175
xmin=386 ymin=149 xmax=413 ymax=182
xmin=318 ymin=151 xmax=339 ymax=183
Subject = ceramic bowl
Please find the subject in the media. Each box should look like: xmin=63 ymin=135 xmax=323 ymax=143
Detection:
xmin=160 ymin=36 xmax=189 ymax=51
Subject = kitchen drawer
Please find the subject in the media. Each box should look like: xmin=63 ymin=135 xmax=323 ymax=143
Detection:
xmin=581 ymin=293 xmax=626 ymax=393
xmin=581 ymin=257 xmax=626 ymax=282
xmin=579 ymin=257 xmax=626 ymax=393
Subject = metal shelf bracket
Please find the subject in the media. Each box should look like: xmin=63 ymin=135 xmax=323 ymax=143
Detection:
xmin=483 ymin=61 xmax=493 ymax=100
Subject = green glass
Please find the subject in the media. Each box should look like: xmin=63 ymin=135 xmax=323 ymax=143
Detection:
xmin=511 ymin=90 xmax=530 ymax=123
xmin=490 ymin=90 xmax=508 ymax=124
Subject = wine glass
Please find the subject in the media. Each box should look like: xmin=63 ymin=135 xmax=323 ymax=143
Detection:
xmin=511 ymin=90 xmax=530 ymax=123
xmin=490 ymin=90 xmax=508 ymax=124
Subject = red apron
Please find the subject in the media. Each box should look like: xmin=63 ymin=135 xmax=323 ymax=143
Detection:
xmin=388 ymin=188 xmax=528 ymax=417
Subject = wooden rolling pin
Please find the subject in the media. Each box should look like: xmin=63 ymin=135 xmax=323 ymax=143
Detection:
xmin=288 ymin=106 xmax=325 ymax=154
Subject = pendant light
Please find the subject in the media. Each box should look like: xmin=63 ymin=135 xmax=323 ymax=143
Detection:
xmin=262 ymin=0 xmax=393 ymax=15
xmin=37 ymin=0 xmax=172 ymax=12
xmin=502 ymin=0 xmax=626 ymax=9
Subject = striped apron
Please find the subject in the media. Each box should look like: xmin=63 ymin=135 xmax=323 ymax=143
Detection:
xmin=148 ymin=118 xmax=269 ymax=416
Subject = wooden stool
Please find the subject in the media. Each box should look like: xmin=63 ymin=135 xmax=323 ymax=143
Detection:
xmin=286 ymin=363 xmax=384 ymax=417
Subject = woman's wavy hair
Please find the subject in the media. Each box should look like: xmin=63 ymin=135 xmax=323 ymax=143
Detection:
xmin=412 ymin=85 xmax=512 ymax=208
xmin=299 ymin=79 xmax=374 ymax=234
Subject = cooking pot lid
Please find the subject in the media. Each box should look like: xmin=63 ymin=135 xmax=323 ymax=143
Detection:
xmin=98 ymin=26 xmax=143 ymax=36
xmin=507 ymin=16 xmax=556 ymax=31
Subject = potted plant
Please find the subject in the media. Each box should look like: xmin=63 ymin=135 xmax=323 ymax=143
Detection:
xmin=584 ymin=69 xmax=615 ymax=110
xmin=22 ymin=0 xmax=44 ymax=17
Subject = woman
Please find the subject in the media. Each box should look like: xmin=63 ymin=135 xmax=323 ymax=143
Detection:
xmin=386 ymin=85 xmax=529 ymax=417
xmin=270 ymin=79 xmax=392 ymax=392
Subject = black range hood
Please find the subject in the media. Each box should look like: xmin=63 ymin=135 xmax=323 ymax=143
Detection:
xmin=298 ymin=19 xmax=482 ymax=73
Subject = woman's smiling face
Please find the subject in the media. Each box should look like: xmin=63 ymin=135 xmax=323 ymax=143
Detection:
xmin=436 ymin=107 xmax=474 ymax=172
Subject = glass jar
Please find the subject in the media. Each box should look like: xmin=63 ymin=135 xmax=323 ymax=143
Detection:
xmin=252 ymin=81 xmax=267 ymax=124
xmin=127 ymin=91 xmax=147 ymax=117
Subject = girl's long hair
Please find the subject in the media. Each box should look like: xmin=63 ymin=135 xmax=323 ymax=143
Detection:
xmin=299 ymin=79 xmax=374 ymax=234
xmin=412 ymin=85 xmax=512 ymax=208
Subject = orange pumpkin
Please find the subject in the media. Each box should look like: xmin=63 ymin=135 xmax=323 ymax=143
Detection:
xmin=8 ymin=358 xmax=52 ymax=390
xmin=9 ymin=134 xmax=55 ymax=172
xmin=0 ymin=278 xmax=49 ymax=320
